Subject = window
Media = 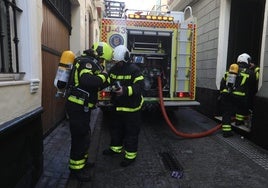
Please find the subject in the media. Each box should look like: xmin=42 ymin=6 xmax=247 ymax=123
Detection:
xmin=0 ymin=0 xmax=22 ymax=74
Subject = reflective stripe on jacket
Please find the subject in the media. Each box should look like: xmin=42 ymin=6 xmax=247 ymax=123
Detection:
xmin=67 ymin=55 xmax=108 ymax=108
xmin=220 ymin=66 xmax=255 ymax=97
xmin=108 ymin=63 xmax=144 ymax=112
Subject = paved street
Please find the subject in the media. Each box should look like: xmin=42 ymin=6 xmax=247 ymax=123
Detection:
xmin=35 ymin=107 xmax=268 ymax=188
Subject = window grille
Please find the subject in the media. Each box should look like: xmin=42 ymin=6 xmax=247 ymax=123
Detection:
xmin=0 ymin=0 xmax=22 ymax=74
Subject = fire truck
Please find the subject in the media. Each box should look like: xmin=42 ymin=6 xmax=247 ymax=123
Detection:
xmin=98 ymin=1 xmax=199 ymax=110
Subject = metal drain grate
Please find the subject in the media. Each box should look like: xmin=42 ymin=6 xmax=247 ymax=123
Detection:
xmin=218 ymin=135 xmax=268 ymax=170
xmin=159 ymin=152 xmax=184 ymax=179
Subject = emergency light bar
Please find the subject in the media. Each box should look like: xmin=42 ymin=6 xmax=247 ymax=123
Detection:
xmin=128 ymin=14 xmax=174 ymax=21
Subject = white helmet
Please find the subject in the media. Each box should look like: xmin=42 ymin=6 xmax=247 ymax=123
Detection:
xmin=237 ymin=53 xmax=251 ymax=64
xmin=113 ymin=45 xmax=130 ymax=62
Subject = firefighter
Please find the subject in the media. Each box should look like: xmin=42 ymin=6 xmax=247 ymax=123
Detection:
xmin=248 ymin=60 xmax=260 ymax=111
xmin=66 ymin=42 xmax=113 ymax=181
xmin=220 ymin=53 xmax=256 ymax=137
xmin=102 ymin=45 xmax=144 ymax=167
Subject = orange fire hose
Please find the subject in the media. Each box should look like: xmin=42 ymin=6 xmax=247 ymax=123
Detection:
xmin=157 ymin=76 xmax=222 ymax=138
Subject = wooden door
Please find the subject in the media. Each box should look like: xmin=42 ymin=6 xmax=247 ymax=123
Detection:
xmin=41 ymin=3 xmax=70 ymax=134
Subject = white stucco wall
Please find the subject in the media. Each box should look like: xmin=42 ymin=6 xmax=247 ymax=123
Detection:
xmin=170 ymin=0 xmax=221 ymax=90
xmin=258 ymin=1 xmax=268 ymax=97
xmin=0 ymin=0 xmax=43 ymax=125
xmin=70 ymin=0 xmax=101 ymax=56
xmin=216 ymin=0 xmax=230 ymax=89
xmin=191 ymin=0 xmax=221 ymax=90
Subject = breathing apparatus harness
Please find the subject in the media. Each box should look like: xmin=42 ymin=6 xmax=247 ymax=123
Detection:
xmin=67 ymin=52 xmax=104 ymax=112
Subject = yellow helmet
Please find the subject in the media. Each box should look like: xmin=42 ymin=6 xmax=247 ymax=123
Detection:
xmin=92 ymin=42 xmax=113 ymax=61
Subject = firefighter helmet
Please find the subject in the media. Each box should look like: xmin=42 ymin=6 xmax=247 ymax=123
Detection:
xmin=113 ymin=45 xmax=130 ymax=63
xmin=92 ymin=42 xmax=113 ymax=61
xmin=237 ymin=53 xmax=251 ymax=64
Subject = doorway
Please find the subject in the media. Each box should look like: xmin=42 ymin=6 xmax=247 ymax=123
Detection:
xmin=227 ymin=0 xmax=265 ymax=67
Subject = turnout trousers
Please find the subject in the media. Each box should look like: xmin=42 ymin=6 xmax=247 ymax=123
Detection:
xmin=66 ymin=101 xmax=91 ymax=171
xmin=221 ymin=94 xmax=248 ymax=130
xmin=109 ymin=110 xmax=141 ymax=155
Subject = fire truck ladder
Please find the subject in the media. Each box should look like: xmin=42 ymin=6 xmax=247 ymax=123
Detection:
xmin=175 ymin=7 xmax=195 ymax=97
xmin=104 ymin=0 xmax=125 ymax=18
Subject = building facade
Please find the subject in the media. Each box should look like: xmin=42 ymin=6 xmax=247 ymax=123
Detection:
xmin=41 ymin=0 xmax=103 ymax=135
xmin=168 ymin=0 xmax=268 ymax=150
xmin=0 ymin=0 xmax=103 ymax=187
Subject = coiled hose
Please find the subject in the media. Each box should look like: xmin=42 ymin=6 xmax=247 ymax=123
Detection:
xmin=157 ymin=76 xmax=222 ymax=138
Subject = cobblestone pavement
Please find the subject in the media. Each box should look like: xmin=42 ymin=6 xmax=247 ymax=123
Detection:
xmin=35 ymin=109 xmax=100 ymax=188
xmin=35 ymin=121 xmax=70 ymax=188
xmin=35 ymin=108 xmax=268 ymax=188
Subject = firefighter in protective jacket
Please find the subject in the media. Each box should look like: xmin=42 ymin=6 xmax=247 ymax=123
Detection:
xmin=102 ymin=45 xmax=144 ymax=167
xmin=248 ymin=60 xmax=260 ymax=110
xmin=220 ymin=53 xmax=256 ymax=137
xmin=66 ymin=42 xmax=113 ymax=181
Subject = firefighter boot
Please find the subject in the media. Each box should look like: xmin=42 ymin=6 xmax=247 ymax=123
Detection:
xmin=69 ymin=165 xmax=91 ymax=182
xmin=235 ymin=120 xmax=244 ymax=126
xmin=120 ymin=158 xmax=136 ymax=167
xmin=103 ymin=148 xmax=121 ymax=156
xmin=222 ymin=131 xmax=233 ymax=138
xmin=222 ymin=124 xmax=233 ymax=138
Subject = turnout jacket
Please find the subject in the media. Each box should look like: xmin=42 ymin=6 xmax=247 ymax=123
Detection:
xmin=108 ymin=62 xmax=144 ymax=112
xmin=67 ymin=55 xmax=108 ymax=108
